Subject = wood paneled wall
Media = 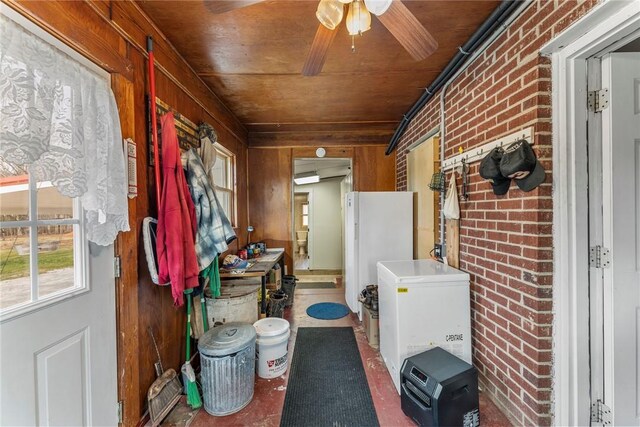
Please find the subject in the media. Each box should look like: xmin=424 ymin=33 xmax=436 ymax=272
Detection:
xmin=248 ymin=144 xmax=396 ymax=273
xmin=2 ymin=1 xmax=249 ymax=424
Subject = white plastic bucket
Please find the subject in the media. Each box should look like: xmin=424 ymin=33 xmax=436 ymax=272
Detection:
xmin=253 ymin=318 xmax=291 ymax=379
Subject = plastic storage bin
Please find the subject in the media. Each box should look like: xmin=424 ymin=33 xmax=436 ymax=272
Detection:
xmin=198 ymin=322 xmax=256 ymax=416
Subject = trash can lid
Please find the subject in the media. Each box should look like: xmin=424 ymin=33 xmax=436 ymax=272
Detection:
xmin=198 ymin=322 xmax=256 ymax=356
xmin=253 ymin=317 xmax=290 ymax=337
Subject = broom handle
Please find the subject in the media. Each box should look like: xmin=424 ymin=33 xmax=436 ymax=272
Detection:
xmin=201 ymin=281 xmax=209 ymax=332
xmin=186 ymin=291 xmax=192 ymax=361
xmin=147 ymin=36 xmax=161 ymax=209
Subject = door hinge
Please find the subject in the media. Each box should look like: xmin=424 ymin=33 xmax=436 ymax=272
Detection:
xmin=590 ymin=245 xmax=611 ymax=268
xmin=590 ymin=399 xmax=612 ymax=425
xmin=114 ymin=256 xmax=121 ymax=278
xmin=588 ymin=88 xmax=609 ymax=112
xmin=117 ymin=400 xmax=123 ymax=424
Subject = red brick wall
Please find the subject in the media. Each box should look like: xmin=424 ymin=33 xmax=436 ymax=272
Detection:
xmin=395 ymin=1 xmax=599 ymax=424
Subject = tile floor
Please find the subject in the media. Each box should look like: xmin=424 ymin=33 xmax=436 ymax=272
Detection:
xmin=189 ymin=288 xmax=511 ymax=426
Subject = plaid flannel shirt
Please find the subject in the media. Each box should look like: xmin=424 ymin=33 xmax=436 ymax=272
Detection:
xmin=182 ymin=148 xmax=236 ymax=271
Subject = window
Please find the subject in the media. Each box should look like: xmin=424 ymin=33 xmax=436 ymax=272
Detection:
xmin=210 ymin=143 xmax=236 ymax=226
xmin=0 ymin=166 xmax=86 ymax=319
xmin=302 ymin=203 xmax=309 ymax=226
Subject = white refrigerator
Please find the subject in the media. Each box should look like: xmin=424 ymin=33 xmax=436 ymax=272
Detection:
xmin=344 ymin=191 xmax=413 ymax=319
xmin=377 ymin=259 xmax=472 ymax=394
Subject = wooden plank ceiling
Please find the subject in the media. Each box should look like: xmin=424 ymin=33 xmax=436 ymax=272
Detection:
xmin=136 ymin=0 xmax=501 ymax=145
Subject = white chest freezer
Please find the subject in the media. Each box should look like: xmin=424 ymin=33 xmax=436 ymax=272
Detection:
xmin=377 ymin=259 xmax=472 ymax=394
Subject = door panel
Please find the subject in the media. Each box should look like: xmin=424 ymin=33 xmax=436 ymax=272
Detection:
xmin=344 ymin=192 xmax=358 ymax=313
xmin=1 ymin=244 xmax=117 ymax=426
xmin=36 ymin=329 xmax=90 ymax=426
xmin=601 ymin=52 xmax=640 ymax=425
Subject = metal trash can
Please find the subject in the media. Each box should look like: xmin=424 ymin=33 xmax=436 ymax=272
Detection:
xmin=198 ymin=322 xmax=256 ymax=416
xmin=282 ymin=275 xmax=297 ymax=307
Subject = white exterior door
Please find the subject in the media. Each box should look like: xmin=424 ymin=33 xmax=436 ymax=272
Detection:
xmin=594 ymin=52 xmax=640 ymax=425
xmin=0 ymin=8 xmax=119 ymax=426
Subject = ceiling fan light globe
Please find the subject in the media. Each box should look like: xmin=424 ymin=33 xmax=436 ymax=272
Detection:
xmin=316 ymin=0 xmax=344 ymax=30
xmin=346 ymin=0 xmax=371 ymax=36
xmin=363 ymin=0 xmax=391 ymax=16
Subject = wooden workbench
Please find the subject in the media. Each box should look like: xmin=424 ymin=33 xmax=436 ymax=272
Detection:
xmin=219 ymin=248 xmax=285 ymax=315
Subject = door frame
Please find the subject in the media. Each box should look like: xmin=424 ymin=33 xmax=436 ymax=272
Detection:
xmin=541 ymin=2 xmax=640 ymax=424
xmin=290 ymin=153 xmax=353 ymax=273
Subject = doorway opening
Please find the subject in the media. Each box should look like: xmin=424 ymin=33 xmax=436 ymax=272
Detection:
xmin=406 ymin=134 xmax=440 ymax=259
xmin=292 ymin=158 xmax=352 ymax=288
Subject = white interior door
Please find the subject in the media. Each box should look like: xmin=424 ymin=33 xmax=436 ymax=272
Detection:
xmin=344 ymin=192 xmax=358 ymax=313
xmin=600 ymin=52 xmax=640 ymax=425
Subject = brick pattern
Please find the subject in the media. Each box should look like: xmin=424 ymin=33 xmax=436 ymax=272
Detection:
xmin=394 ymin=0 xmax=599 ymax=424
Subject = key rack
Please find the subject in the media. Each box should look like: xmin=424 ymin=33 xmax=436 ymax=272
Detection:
xmin=442 ymin=127 xmax=533 ymax=171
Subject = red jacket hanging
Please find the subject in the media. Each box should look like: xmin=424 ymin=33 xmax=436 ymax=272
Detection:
xmin=156 ymin=112 xmax=199 ymax=306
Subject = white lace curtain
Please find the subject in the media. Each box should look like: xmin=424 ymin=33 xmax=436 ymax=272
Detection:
xmin=0 ymin=14 xmax=129 ymax=245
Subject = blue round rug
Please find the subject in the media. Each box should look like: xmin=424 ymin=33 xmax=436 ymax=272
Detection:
xmin=306 ymin=302 xmax=350 ymax=320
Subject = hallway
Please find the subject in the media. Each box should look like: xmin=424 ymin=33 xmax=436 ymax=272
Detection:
xmin=188 ymin=288 xmax=512 ymax=426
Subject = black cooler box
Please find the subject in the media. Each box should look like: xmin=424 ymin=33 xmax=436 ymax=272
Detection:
xmin=400 ymin=347 xmax=479 ymax=427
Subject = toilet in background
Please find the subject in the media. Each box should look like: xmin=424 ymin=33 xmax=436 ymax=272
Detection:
xmin=296 ymin=230 xmax=308 ymax=255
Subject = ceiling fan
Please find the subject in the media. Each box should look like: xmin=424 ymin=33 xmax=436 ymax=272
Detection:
xmin=204 ymin=0 xmax=438 ymax=76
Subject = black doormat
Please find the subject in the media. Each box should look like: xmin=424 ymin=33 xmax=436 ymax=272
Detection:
xmin=280 ymin=327 xmax=379 ymax=427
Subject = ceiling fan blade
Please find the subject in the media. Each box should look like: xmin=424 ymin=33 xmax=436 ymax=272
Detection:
xmin=204 ymin=0 xmax=265 ymax=14
xmin=302 ymin=25 xmax=338 ymax=76
xmin=376 ymin=0 xmax=438 ymax=61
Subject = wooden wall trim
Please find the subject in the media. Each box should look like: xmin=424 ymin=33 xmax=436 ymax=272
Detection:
xmin=249 ymin=131 xmax=394 ymax=148
xmin=246 ymin=121 xmax=398 ymax=134
xmin=292 ymin=147 xmax=354 ymax=158
xmin=112 ymin=74 xmax=141 ymax=427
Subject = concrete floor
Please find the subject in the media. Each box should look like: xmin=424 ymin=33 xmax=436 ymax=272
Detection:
xmin=189 ymin=288 xmax=512 ymax=427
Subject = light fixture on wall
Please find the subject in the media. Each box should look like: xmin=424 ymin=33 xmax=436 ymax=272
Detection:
xmin=294 ymin=171 xmax=320 ymax=185
xmin=247 ymin=225 xmax=254 ymax=244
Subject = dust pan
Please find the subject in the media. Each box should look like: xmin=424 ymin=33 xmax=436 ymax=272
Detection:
xmin=147 ymin=327 xmax=182 ymax=426
xmin=148 ymin=369 xmax=182 ymax=427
